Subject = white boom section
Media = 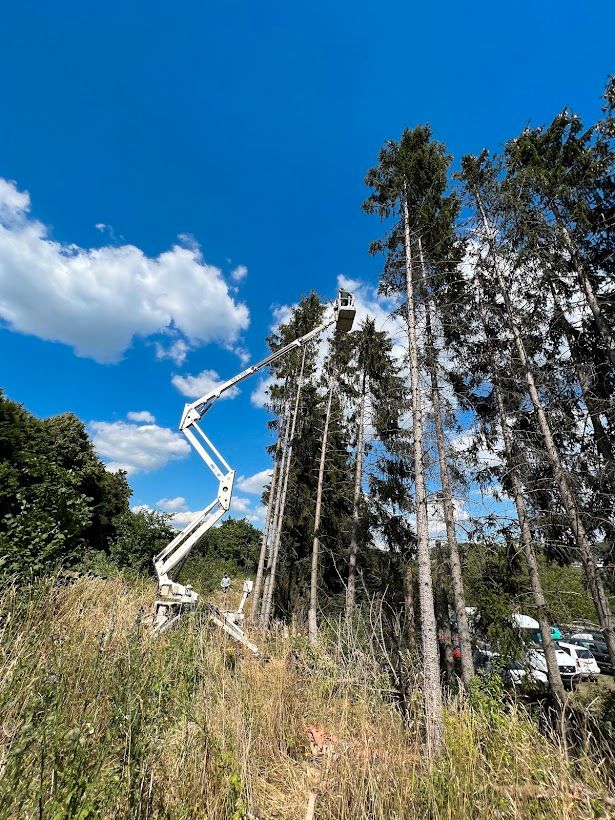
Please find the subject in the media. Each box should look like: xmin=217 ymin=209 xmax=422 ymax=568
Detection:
xmin=152 ymin=291 xmax=356 ymax=640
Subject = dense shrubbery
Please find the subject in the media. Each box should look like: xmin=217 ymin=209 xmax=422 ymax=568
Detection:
xmin=0 ymin=391 xmax=134 ymax=574
xmin=0 ymin=391 xmax=263 ymax=588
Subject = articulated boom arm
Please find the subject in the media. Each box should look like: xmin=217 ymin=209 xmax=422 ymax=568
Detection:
xmin=152 ymin=290 xmax=356 ymax=635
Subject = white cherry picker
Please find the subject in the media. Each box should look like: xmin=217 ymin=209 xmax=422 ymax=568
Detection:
xmin=152 ymin=290 xmax=356 ymax=654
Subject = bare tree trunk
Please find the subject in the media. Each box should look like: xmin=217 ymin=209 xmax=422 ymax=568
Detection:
xmin=475 ymin=195 xmax=615 ymax=668
xmin=308 ymin=382 xmax=334 ymax=645
xmin=251 ymin=439 xmax=282 ymax=621
xmin=420 ymin=239 xmax=474 ymax=691
xmin=403 ymin=562 xmax=416 ymax=643
xmin=402 ymin=185 xmax=444 ymax=755
xmin=260 ymin=348 xmax=308 ymax=630
xmin=259 ymin=418 xmax=290 ymax=621
xmin=346 ymin=370 xmax=367 ymax=622
xmin=493 ymin=381 xmax=567 ymax=707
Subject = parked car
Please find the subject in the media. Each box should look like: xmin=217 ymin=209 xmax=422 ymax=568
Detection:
xmin=527 ymin=644 xmax=581 ymax=689
xmin=558 ymin=640 xmax=600 ymax=681
xmin=569 ymin=638 xmax=612 ymax=675
xmin=571 ymin=631 xmax=605 ymax=643
xmin=503 ymin=657 xmax=548 ymax=690
xmin=473 ymin=649 xmax=547 ymax=691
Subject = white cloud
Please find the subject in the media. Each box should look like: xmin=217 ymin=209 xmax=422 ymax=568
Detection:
xmin=231 ymin=495 xmax=266 ymax=526
xmin=155 ymin=338 xmax=189 ymax=366
xmin=131 ymin=501 xmax=198 ymax=529
xmin=171 ymin=368 xmax=239 ymax=400
xmin=426 ymin=497 xmax=469 ymax=538
xmin=135 ymin=492 xmax=266 ymax=530
xmin=131 ymin=504 xmax=151 ymax=514
xmin=156 ymin=496 xmax=188 ymax=512
xmin=94 ymin=223 xmax=119 ymax=241
xmin=250 ymin=375 xmax=277 ymax=408
xmin=90 ymin=415 xmax=190 ymax=474
xmin=337 ymin=274 xmax=407 ymax=364
xmin=232 ymin=346 xmax=251 ymax=366
xmin=231 ymin=496 xmax=251 ymax=514
xmin=0 ymin=179 xmax=29 ymax=221
xmin=231 ymin=264 xmax=248 ymax=282
xmin=127 ymin=410 xmax=156 ymax=423
xmin=237 ymin=468 xmax=272 ymax=495
xmin=154 ymin=500 xmax=198 ymax=529
xmin=170 ymin=509 xmax=201 ymax=528
xmin=270 ymin=303 xmax=293 ymax=331
xmin=0 ymin=178 xmax=249 ymax=362
xmin=406 ymin=498 xmax=470 ymax=539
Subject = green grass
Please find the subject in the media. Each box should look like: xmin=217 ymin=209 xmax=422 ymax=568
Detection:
xmin=0 ymin=575 xmax=612 ymax=819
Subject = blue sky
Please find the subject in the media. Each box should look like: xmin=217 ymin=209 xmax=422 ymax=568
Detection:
xmin=0 ymin=1 xmax=613 ymax=530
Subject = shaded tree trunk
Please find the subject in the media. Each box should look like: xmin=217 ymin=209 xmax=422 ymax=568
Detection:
xmin=421 ymin=239 xmax=474 ymax=691
xmin=308 ymin=381 xmax=334 ymax=645
xmin=259 ymin=419 xmax=290 ymax=621
xmin=402 ymin=185 xmax=444 ymax=755
xmin=435 ymin=542 xmax=455 ymax=685
xmin=260 ymin=348 xmax=307 ymax=630
xmin=403 ymin=562 xmax=416 ymax=643
xmin=492 ymin=381 xmax=567 ymax=707
xmin=345 ymin=370 xmax=367 ymax=621
xmin=251 ymin=437 xmax=282 ymax=621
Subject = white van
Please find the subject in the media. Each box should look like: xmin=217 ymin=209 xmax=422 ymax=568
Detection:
xmin=527 ymin=644 xmax=581 ymax=688
xmin=558 ymin=641 xmax=600 ymax=681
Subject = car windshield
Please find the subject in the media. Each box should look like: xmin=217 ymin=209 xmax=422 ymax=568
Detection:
xmin=575 ymin=648 xmax=591 ymax=659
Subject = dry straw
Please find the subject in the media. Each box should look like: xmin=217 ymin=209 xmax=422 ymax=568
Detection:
xmin=0 ymin=575 xmax=611 ymax=818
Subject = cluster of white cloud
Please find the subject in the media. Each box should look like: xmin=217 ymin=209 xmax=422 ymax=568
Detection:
xmin=250 ymin=375 xmax=276 ymax=408
xmin=404 ymin=497 xmax=470 ymax=541
xmin=156 ymin=496 xmax=188 ymax=512
xmin=153 ymin=496 xmax=201 ymax=529
xmin=0 ymin=178 xmax=249 ymax=363
xmin=126 ymin=410 xmax=156 ymax=423
xmin=231 ymin=264 xmax=248 ymax=283
xmin=230 ymin=494 xmax=266 ymax=526
xmin=171 ymin=368 xmax=240 ymax=400
xmin=90 ymin=412 xmax=190 ymax=475
xmin=237 ymin=468 xmax=272 ymax=495
xmin=144 ymin=471 xmax=268 ymax=529
xmin=155 ymin=338 xmax=190 ymax=366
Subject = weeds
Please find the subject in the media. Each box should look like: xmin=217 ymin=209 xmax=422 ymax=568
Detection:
xmin=0 ymin=576 xmax=612 ymax=818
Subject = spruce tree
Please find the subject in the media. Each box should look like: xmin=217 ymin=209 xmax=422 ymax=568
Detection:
xmin=459 ymin=150 xmax=615 ymax=670
xmin=364 ymin=126 xmax=446 ymax=754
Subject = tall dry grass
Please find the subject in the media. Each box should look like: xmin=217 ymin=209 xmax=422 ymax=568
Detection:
xmin=0 ymin=575 xmax=612 ymax=819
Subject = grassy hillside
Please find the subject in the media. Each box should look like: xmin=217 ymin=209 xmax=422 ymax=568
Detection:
xmin=0 ymin=576 xmax=612 ymax=819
